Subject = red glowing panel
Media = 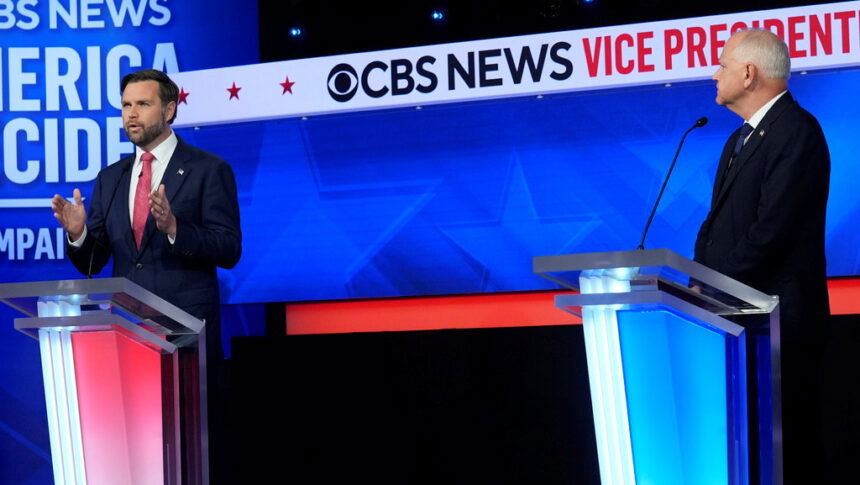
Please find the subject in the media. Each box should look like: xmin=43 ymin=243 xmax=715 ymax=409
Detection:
xmin=72 ymin=331 xmax=164 ymax=484
xmin=286 ymin=291 xmax=581 ymax=335
xmin=828 ymin=278 xmax=860 ymax=315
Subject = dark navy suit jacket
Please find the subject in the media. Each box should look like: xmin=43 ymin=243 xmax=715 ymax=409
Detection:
xmin=69 ymin=136 xmax=242 ymax=356
xmin=694 ymin=92 xmax=830 ymax=338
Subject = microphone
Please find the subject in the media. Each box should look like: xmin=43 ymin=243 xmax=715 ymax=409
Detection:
xmin=86 ymin=162 xmax=132 ymax=278
xmin=636 ymin=116 xmax=708 ymax=250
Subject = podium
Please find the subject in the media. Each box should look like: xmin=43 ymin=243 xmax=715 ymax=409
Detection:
xmin=0 ymin=278 xmax=208 ymax=485
xmin=534 ymin=249 xmax=781 ymax=485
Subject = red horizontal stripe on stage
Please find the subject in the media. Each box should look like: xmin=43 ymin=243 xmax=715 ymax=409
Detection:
xmin=285 ymin=291 xmax=580 ymax=335
xmin=286 ymin=278 xmax=860 ymax=335
xmin=828 ymin=278 xmax=860 ymax=315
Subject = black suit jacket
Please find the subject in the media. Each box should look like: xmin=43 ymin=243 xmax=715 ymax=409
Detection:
xmin=70 ymin=136 xmax=242 ymax=355
xmin=694 ymin=92 xmax=830 ymax=336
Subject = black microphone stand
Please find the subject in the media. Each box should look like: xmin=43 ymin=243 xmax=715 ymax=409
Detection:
xmin=637 ymin=117 xmax=708 ymax=250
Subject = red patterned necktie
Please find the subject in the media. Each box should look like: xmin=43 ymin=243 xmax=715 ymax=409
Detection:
xmin=133 ymin=152 xmax=154 ymax=250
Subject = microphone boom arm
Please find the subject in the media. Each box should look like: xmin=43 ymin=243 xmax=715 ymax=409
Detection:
xmin=636 ymin=116 xmax=708 ymax=250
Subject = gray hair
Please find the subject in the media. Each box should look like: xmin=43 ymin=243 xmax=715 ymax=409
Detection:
xmin=732 ymin=29 xmax=791 ymax=80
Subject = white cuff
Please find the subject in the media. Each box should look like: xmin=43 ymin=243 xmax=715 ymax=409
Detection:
xmin=68 ymin=226 xmax=87 ymax=248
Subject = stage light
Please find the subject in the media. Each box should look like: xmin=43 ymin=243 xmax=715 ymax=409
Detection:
xmin=289 ymin=27 xmax=302 ymax=37
xmin=431 ymin=10 xmax=444 ymax=21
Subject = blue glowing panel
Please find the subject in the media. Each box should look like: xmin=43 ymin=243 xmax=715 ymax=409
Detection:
xmin=750 ymin=332 xmax=773 ymax=485
xmin=617 ymin=308 xmax=746 ymax=485
xmin=177 ymin=67 xmax=860 ymax=304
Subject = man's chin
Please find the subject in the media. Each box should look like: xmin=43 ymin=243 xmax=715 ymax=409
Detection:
xmin=124 ymin=130 xmax=141 ymax=144
xmin=125 ymin=131 xmax=156 ymax=148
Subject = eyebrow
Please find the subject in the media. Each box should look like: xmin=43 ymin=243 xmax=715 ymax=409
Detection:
xmin=122 ymin=98 xmax=155 ymax=104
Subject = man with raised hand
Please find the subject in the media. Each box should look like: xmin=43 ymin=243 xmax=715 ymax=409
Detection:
xmin=52 ymin=68 xmax=241 ymax=484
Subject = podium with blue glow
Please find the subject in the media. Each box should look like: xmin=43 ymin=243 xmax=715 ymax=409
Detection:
xmin=534 ymin=249 xmax=782 ymax=485
xmin=0 ymin=278 xmax=209 ymax=485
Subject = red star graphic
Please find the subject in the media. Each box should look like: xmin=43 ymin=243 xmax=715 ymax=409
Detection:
xmin=178 ymin=87 xmax=190 ymax=104
xmin=227 ymin=82 xmax=241 ymax=100
xmin=280 ymin=76 xmax=295 ymax=95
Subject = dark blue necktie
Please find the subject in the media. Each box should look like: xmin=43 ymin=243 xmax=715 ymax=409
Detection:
xmin=732 ymin=123 xmax=754 ymax=159
xmin=722 ymin=123 xmax=755 ymax=185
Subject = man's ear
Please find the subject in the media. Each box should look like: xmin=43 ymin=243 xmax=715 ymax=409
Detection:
xmin=744 ymin=64 xmax=757 ymax=88
xmin=166 ymin=100 xmax=177 ymax=124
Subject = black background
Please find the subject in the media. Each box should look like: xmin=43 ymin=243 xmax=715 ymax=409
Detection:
xmin=259 ymin=1 xmax=847 ymax=62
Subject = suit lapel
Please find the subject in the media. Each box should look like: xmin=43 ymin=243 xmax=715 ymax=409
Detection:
xmin=713 ymin=92 xmax=795 ymax=208
xmin=715 ymin=126 xmax=765 ymax=204
xmin=712 ymin=129 xmax=739 ymax=207
xmin=162 ymin=145 xmax=192 ymax=205
xmin=137 ymin=137 xmax=193 ymax=254
xmin=111 ymin=157 xmax=138 ymax=255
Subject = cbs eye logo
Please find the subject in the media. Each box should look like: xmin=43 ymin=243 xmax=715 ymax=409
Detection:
xmin=327 ymin=63 xmax=359 ymax=102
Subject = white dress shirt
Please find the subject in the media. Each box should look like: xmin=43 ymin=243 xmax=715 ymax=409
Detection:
xmin=742 ymin=90 xmax=787 ymax=144
xmin=128 ymin=131 xmax=178 ymax=221
xmin=70 ymin=131 xmax=178 ymax=247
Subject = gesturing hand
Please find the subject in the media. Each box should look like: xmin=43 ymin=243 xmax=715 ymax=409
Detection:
xmin=52 ymin=189 xmax=87 ymax=240
xmin=149 ymin=184 xmax=177 ymax=238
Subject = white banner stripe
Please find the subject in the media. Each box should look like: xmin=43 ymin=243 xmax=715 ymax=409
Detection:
xmin=170 ymin=1 xmax=860 ymax=127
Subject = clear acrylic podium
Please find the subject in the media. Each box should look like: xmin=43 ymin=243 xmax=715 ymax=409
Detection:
xmin=534 ymin=249 xmax=782 ymax=485
xmin=0 ymin=277 xmax=208 ymax=485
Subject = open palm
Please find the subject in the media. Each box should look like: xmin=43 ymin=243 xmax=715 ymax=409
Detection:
xmin=51 ymin=189 xmax=87 ymax=240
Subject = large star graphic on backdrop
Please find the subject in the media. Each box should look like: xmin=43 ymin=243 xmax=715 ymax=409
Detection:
xmin=440 ymin=152 xmax=601 ymax=291
xmin=178 ymin=87 xmax=190 ymax=104
xmin=227 ymin=82 xmax=241 ymax=100
xmin=280 ymin=76 xmax=295 ymax=95
xmin=231 ymin=125 xmax=441 ymax=301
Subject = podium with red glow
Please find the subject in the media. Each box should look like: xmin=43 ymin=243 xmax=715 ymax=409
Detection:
xmin=534 ymin=249 xmax=782 ymax=485
xmin=0 ymin=278 xmax=208 ymax=485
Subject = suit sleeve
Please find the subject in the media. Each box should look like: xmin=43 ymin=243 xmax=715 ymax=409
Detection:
xmin=694 ymin=136 xmax=736 ymax=264
xmin=169 ymin=158 xmax=242 ymax=269
xmin=721 ymin=120 xmax=829 ymax=281
xmin=68 ymin=172 xmax=113 ymax=276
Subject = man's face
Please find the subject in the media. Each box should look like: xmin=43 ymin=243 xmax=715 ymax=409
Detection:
xmin=121 ymin=80 xmax=174 ymax=151
xmin=712 ymin=34 xmax=749 ymax=108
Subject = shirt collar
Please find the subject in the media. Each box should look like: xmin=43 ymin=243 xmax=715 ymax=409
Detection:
xmin=134 ymin=130 xmax=178 ymax=166
xmin=746 ymin=90 xmax=787 ymax=129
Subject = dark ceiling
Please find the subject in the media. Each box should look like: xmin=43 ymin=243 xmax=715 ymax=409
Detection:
xmin=259 ymin=0 xmax=844 ymax=61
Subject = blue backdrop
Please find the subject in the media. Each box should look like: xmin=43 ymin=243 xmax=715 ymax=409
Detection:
xmin=175 ymin=66 xmax=859 ymax=304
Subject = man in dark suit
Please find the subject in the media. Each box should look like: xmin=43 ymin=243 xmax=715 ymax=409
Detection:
xmin=52 ymin=67 xmax=241 ymax=356
xmin=51 ymin=69 xmax=241 ymax=482
xmin=694 ymin=29 xmax=830 ymax=483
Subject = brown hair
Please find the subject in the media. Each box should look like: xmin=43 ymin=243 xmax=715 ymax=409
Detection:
xmin=120 ymin=69 xmax=179 ymax=123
